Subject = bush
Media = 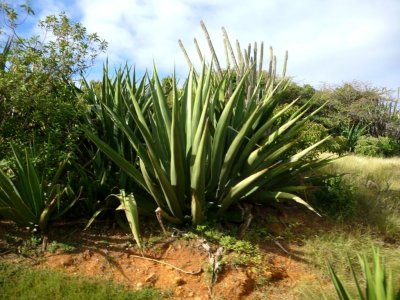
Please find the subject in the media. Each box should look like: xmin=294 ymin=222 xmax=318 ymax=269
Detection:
xmin=355 ymin=135 xmax=400 ymax=157
xmin=312 ymin=175 xmax=356 ymax=219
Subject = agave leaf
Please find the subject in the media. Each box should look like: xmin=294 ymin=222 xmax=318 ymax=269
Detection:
xmin=230 ymin=97 xmax=300 ymax=177
xmin=182 ymin=68 xmax=195 ymax=156
xmin=191 ymin=89 xmax=210 ymax=160
xmin=0 ymin=169 xmax=36 ymax=224
xmin=219 ymin=102 xmax=264 ymax=189
xmin=139 ymin=159 xmax=166 ymax=210
xmin=289 ymin=136 xmax=331 ymax=162
xmin=51 ymin=186 xmax=82 ymax=221
xmin=217 ymin=165 xmax=273 ymax=215
xmin=116 ymin=190 xmax=142 ymax=249
xmin=328 ymin=263 xmax=353 ymax=300
xmin=47 ymin=157 xmax=68 ymax=200
xmin=258 ymin=191 xmax=320 ymax=216
xmin=191 ymin=62 xmax=206 ymax=140
xmin=348 ymin=254 xmax=365 ymax=300
xmin=147 ymin=147 xmax=184 ymax=220
xmin=191 ymin=191 xmax=204 ymax=225
xmin=156 ymin=206 xmax=182 ymax=224
xmin=39 ymin=196 xmax=58 ymax=231
xmin=373 ymin=248 xmax=386 ymax=300
xmin=191 ymin=122 xmax=209 ymax=216
xmin=244 ymin=109 xmax=307 ymax=172
xmin=170 ymin=73 xmax=186 ymax=208
xmin=85 ymin=130 xmax=148 ymax=192
xmin=150 ymin=67 xmax=171 ymax=142
xmin=102 ymin=101 xmax=152 ymax=168
xmin=209 ymin=69 xmax=250 ymax=192
xmin=84 ymin=208 xmax=106 ymax=231
xmin=12 ymin=145 xmax=42 ymax=216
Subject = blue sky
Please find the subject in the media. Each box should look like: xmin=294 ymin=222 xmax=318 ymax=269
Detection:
xmin=12 ymin=0 xmax=400 ymax=93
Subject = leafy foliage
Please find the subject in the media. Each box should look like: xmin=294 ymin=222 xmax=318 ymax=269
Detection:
xmin=312 ymin=175 xmax=356 ymax=219
xmin=355 ymin=136 xmax=400 ymax=157
xmin=0 ymin=3 xmax=107 ymax=177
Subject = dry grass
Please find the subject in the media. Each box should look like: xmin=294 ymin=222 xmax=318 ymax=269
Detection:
xmin=294 ymin=226 xmax=400 ymax=299
xmin=288 ymin=155 xmax=400 ymax=299
xmin=328 ymin=155 xmax=400 ymax=191
xmin=321 ymin=155 xmax=400 ymax=238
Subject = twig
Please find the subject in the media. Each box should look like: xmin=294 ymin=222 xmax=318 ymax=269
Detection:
xmin=0 ymin=249 xmax=13 ymax=255
xmin=268 ymin=233 xmax=291 ymax=255
xmin=129 ymin=254 xmax=203 ymax=275
xmin=155 ymin=207 xmax=168 ymax=237
xmin=42 ymin=235 xmax=48 ymax=252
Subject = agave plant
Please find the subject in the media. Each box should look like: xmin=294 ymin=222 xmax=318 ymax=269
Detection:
xmin=328 ymin=247 xmax=400 ymax=300
xmin=86 ymin=60 xmax=330 ymax=230
xmin=74 ymin=64 xmax=154 ymax=218
xmin=341 ymin=122 xmax=368 ymax=153
xmin=0 ymin=144 xmax=79 ymax=231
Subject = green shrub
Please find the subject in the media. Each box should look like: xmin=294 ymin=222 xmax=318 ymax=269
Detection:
xmin=313 ymin=175 xmax=356 ymax=219
xmin=355 ymin=136 xmax=400 ymax=157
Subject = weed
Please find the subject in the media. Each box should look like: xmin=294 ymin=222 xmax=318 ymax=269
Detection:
xmin=313 ymin=174 xmax=356 ymax=219
xmin=4 ymin=233 xmax=18 ymax=244
xmin=98 ymin=240 xmax=110 ymax=246
xmin=47 ymin=241 xmax=77 ymax=253
xmin=195 ymin=224 xmax=262 ymax=266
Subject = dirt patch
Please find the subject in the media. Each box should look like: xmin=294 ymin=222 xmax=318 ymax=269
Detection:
xmin=0 ymin=205 xmax=330 ymax=299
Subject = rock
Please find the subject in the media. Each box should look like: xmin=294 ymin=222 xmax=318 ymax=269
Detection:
xmin=136 ymin=282 xmax=143 ymax=288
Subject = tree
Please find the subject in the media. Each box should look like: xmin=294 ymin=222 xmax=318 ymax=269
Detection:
xmin=0 ymin=1 xmax=107 ymax=175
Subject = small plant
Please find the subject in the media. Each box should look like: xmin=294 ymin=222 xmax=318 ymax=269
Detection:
xmin=328 ymin=247 xmax=400 ymax=300
xmin=47 ymin=241 xmax=77 ymax=253
xmin=0 ymin=144 xmax=80 ymax=231
xmin=313 ymin=175 xmax=356 ymax=219
xmin=196 ymin=224 xmax=262 ymax=266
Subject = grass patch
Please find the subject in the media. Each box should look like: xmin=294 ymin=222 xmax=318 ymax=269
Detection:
xmin=0 ymin=261 xmax=165 ymax=300
xmin=294 ymin=226 xmax=400 ymax=299
xmin=320 ymin=155 xmax=400 ymax=238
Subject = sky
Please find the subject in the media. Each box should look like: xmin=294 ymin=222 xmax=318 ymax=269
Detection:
xmin=16 ymin=0 xmax=400 ymax=93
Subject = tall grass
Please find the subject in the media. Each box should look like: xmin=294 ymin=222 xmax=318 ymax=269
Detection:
xmin=293 ymin=227 xmax=400 ymax=300
xmin=322 ymin=155 xmax=400 ymax=238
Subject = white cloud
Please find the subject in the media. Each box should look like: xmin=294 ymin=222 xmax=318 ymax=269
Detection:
xmin=31 ymin=0 xmax=400 ymax=90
